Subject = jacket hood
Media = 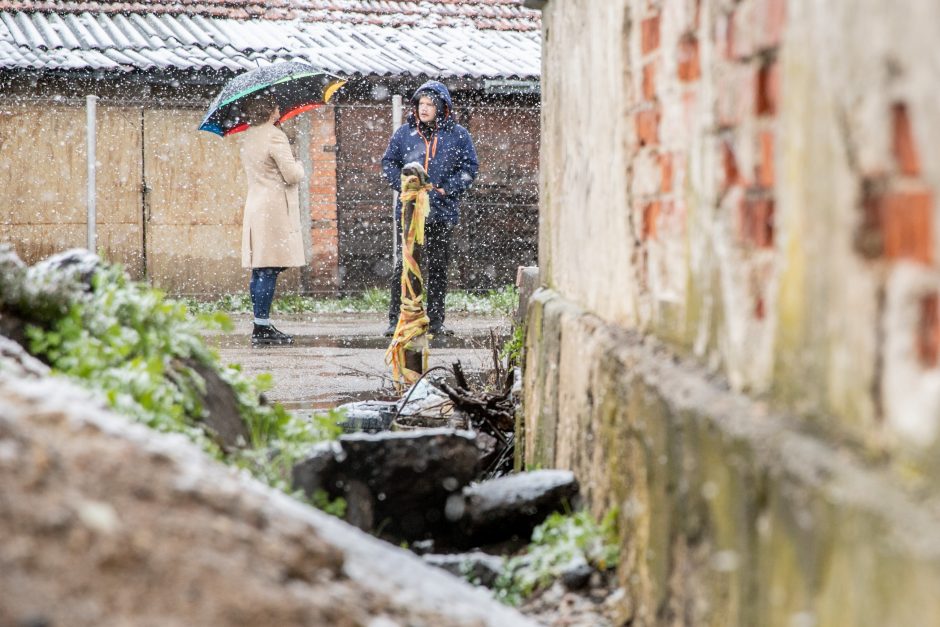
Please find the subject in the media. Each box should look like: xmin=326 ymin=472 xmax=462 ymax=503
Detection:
xmin=411 ymin=80 xmax=454 ymax=110
xmin=408 ymin=80 xmax=456 ymax=129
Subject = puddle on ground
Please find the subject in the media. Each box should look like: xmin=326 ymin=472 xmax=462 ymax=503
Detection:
xmin=209 ymin=333 xmax=507 ymax=350
xmin=278 ymin=390 xmax=392 ymax=412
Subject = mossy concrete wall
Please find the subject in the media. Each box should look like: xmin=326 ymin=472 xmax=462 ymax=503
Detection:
xmin=523 ymin=289 xmax=940 ymax=626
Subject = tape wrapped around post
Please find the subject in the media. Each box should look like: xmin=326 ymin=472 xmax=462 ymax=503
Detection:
xmin=385 ymin=162 xmax=433 ymax=390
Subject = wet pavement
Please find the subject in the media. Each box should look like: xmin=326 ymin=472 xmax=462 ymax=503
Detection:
xmin=207 ymin=312 xmax=511 ymax=410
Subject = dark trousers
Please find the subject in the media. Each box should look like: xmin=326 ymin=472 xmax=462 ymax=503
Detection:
xmin=388 ymin=220 xmax=454 ymax=327
xmin=249 ymin=267 xmax=285 ymax=319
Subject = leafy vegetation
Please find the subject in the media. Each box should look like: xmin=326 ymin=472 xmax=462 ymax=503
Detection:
xmin=183 ymin=285 xmax=519 ymax=317
xmin=500 ymin=323 xmax=525 ymax=367
xmin=21 ymin=262 xmax=343 ymax=502
xmin=493 ymin=508 xmax=620 ymax=606
xmin=445 ymin=285 xmax=519 ymax=316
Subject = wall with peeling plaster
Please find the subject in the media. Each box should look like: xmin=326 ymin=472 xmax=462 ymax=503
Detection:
xmin=527 ymin=0 xmax=940 ymax=623
xmin=537 ymin=0 xmax=940 ymax=456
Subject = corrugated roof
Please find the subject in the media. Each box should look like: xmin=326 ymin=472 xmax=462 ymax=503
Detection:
xmin=0 ymin=9 xmax=540 ymax=78
xmin=0 ymin=1 xmax=541 ymax=32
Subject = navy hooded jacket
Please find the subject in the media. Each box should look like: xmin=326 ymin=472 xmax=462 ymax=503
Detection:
xmin=382 ymin=81 xmax=479 ymax=225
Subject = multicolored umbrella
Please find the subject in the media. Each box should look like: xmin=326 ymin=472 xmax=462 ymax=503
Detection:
xmin=199 ymin=61 xmax=346 ymax=137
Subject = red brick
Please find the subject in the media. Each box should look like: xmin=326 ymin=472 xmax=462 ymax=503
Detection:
xmin=311 ymin=225 xmax=338 ymax=236
xmin=757 ymin=131 xmax=774 ymax=186
xmin=642 ymin=62 xmax=657 ymax=101
xmin=635 ymin=106 xmax=660 ymax=146
xmin=643 ymin=201 xmax=661 ymax=239
xmin=739 ymin=194 xmax=774 ymax=247
xmin=918 ymin=293 xmax=940 ymax=368
xmin=721 ymin=138 xmax=740 ymax=190
xmin=309 ymin=184 xmax=337 ymax=195
xmin=756 ymin=60 xmax=779 ymax=116
xmin=677 ymin=35 xmax=701 ymax=82
xmin=660 ymin=152 xmax=673 ymax=192
xmin=761 ymin=0 xmax=787 ymax=49
xmin=312 ymin=235 xmax=338 ymax=250
xmin=641 ymin=15 xmax=660 ymax=54
xmin=892 ymin=103 xmax=921 ymax=177
xmin=310 ymin=205 xmax=337 ymax=221
xmin=879 ymin=187 xmax=933 ymax=264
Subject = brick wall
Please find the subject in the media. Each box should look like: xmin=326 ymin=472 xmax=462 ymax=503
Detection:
xmin=306 ymin=105 xmax=340 ymax=292
xmin=538 ymin=0 xmax=940 ymax=449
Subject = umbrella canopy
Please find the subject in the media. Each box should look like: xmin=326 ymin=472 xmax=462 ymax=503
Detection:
xmin=199 ymin=61 xmax=346 ymax=137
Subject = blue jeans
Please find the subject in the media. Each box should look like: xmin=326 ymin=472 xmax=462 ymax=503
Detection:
xmin=249 ymin=267 xmax=285 ymax=320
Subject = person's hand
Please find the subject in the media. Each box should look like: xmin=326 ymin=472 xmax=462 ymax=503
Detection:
xmin=435 ymin=187 xmax=446 ymax=196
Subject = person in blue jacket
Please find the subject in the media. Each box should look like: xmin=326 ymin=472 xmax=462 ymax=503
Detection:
xmin=382 ymin=81 xmax=479 ymax=337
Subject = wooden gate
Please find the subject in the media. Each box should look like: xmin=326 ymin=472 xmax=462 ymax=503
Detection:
xmin=142 ymin=109 xmax=247 ymax=295
xmin=0 ymin=102 xmax=260 ymax=296
xmin=0 ymin=103 xmax=145 ymax=278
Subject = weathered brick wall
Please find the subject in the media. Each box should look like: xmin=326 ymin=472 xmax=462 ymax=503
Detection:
xmin=527 ymin=0 xmax=940 ymax=624
xmin=306 ymin=105 xmax=340 ymax=292
xmin=538 ymin=0 xmax=940 ymax=455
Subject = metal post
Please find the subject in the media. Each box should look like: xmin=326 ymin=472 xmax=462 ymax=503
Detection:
xmin=391 ymin=94 xmax=403 ymax=270
xmin=86 ymin=95 xmax=98 ymax=252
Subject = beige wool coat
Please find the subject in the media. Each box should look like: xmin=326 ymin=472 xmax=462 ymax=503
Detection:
xmin=240 ymin=123 xmax=307 ymax=268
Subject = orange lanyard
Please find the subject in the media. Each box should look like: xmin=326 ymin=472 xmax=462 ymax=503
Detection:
xmin=416 ymin=128 xmax=438 ymax=172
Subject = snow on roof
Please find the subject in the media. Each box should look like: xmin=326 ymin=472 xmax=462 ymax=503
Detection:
xmin=0 ymin=7 xmax=541 ymax=78
xmin=0 ymin=0 xmax=541 ymax=31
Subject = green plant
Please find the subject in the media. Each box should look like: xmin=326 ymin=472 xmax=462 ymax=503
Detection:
xmin=231 ymin=407 xmax=345 ymax=491
xmin=183 ymin=293 xmax=253 ymax=315
xmin=445 ymin=285 xmax=519 ymax=316
xmin=500 ymin=323 xmax=525 ymax=367
xmin=182 ymin=288 xmax=392 ymax=316
xmin=182 ymin=285 xmax=519 ymax=317
xmin=493 ymin=508 xmax=620 ymax=606
xmin=23 ymin=263 xmax=346 ymax=515
xmin=309 ymin=489 xmax=348 ymax=518
xmin=26 ymin=266 xmax=237 ymax=454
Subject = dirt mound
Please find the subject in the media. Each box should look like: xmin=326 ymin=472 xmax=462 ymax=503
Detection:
xmin=0 ymin=359 xmax=533 ymax=627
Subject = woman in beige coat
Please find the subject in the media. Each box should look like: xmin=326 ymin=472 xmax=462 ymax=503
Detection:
xmin=240 ymin=93 xmax=306 ymax=345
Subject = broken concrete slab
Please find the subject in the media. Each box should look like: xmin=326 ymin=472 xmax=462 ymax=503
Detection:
xmin=292 ymin=428 xmax=483 ymax=538
xmin=450 ymin=470 xmax=580 ymax=546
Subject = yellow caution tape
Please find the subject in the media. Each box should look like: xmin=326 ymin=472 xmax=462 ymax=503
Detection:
xmin=385 ymin=171 xmax=433 ymax=390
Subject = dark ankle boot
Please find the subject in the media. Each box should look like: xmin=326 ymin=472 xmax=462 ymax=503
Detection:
xmin=252 ymin=324 xmax=293 ymax=345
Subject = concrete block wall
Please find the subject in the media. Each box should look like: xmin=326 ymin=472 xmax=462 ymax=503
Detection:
xmin=524 ymin=291 xmax=940 ymax=625
xmin=527 ymin=0 xmax=940 ymax=623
